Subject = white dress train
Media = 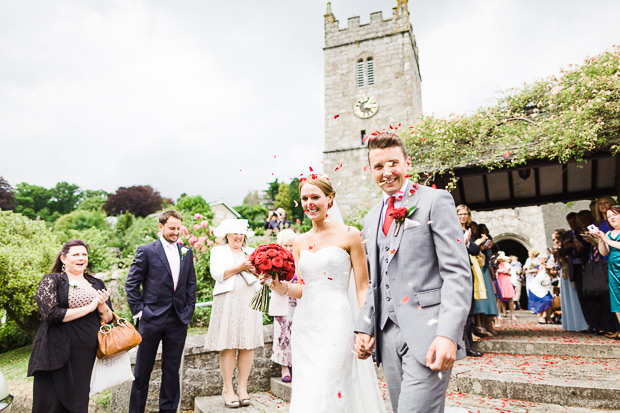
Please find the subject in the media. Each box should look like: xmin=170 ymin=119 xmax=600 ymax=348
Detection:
xmin=290 ymin=246 xmax=386 ymax=412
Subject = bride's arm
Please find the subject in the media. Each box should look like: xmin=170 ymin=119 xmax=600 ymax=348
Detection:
xmin=348 ymin=227 xmax=370 ymax=309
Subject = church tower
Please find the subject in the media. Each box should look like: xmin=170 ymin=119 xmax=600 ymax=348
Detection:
xmin=323 ymin=0 xmax=422 ymax=214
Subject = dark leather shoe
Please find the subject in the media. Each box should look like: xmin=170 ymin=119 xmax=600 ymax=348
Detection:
xmin=466 ymin=349 xmax=483 ymax=357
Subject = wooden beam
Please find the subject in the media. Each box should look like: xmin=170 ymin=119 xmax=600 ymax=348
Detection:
xmin=534 ymin=167 xmax=541 ymax=198
xmin=507 ymin=171 xmax=515 ymax=200
xmin=482 ymin=174 xmax=490 ymax=203
xmin=458 ymin=187 xmax=616 ymax=211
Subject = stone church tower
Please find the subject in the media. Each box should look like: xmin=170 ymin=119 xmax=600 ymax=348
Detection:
xmin=323 ymin=0 xmax=422 ymax=214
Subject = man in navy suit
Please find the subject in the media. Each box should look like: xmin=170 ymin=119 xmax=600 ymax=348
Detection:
xmin=126 ymin=210 xmax=197 ymax=413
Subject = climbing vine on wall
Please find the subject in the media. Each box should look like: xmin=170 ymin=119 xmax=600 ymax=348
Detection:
xmin=402 ymin=45 xmax=620 ymax=189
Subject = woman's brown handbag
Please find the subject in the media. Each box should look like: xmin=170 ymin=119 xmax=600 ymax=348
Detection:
xmin=97 ymin=312 xmax=142 ymax=359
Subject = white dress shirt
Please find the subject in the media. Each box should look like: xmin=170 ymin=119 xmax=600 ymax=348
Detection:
xmin=380 ymin=181 xmax=410 ymax=228
xmin=160 ymin=237 xmax=181 ymax=290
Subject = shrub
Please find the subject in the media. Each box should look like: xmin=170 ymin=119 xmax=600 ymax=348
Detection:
xmin=104 ymin=185 xmax=162 ymax=218
xmin=0 ymin=314 xmax=32 ymax=353
xmin=55 ymin=227 xmax=118 ymax=273
xmin=53 ymin=209 xmax=109 ymax=233
xmin=0 ymin=211 xmax=60 ymax=339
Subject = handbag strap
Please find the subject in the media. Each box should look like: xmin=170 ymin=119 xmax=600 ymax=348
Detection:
xmin=100 ymin=311 xmax=122 ymax=326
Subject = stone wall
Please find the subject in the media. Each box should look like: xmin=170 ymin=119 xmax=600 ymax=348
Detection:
xmin=110 ymin=325 xmax=279 ymax=412
xmin=323 ymin=1 xmax=422 ymax=214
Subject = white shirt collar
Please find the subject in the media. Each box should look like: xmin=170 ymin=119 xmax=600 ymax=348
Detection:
xmin=382 ymin=180 xmax=409 ymax=205
xmin=160 ymin=236 xmax=177 ymax=249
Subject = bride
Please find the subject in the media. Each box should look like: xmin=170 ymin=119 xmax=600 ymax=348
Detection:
xmin=265 ymin=175 xmax=386 ymax=412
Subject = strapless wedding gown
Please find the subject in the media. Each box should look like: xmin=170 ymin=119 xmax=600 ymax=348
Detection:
xmin=290 ymin=246 xmax=386 ymax=412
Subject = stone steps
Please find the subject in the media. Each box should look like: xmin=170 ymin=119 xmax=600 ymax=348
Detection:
xmin=449 ymin=353 xmax=620 ymax=410
xmin=195 ymin=392 xmax=289 ymax=412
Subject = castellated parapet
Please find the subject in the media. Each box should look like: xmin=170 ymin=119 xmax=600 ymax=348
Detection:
xmin=323 ymin=1 xmax=423 ymax=215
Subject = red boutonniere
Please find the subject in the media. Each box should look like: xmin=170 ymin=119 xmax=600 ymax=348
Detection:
xmin=389 ymin=205 xmax=418 ymax=237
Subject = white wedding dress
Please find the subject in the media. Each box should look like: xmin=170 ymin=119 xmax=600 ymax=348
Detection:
xmin=290 ymin=246 xmax=387 ymax=412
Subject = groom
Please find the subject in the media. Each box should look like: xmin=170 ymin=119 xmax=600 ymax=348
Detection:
xmin=355 ymin=133 xmax=472 ymax=412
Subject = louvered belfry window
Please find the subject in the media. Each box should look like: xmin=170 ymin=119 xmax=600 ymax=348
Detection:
xmin=357 ymin=57 xmax=374 ymax=87
xmin=367 ymin=58 xmax=374 ymax=85
xmin=357 ymin=59 xmax=365 ymax=87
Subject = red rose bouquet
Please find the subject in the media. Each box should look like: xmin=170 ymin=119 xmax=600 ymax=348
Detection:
xmin=248 ymin=243 xmax=296 ymax=312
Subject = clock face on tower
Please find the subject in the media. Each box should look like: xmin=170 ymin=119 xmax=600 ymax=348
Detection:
xmin=353 ymin=96 xmax=379 ymax=119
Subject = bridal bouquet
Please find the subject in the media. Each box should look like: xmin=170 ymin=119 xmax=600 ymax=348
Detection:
xmin=248 ymin=243 xmax=296 ymax=312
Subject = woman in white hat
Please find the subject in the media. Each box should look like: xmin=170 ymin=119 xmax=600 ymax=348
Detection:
xmin=204 ymin=219 xmax=263 ymax=408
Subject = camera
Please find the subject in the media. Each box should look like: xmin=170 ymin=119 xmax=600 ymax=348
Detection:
xmin=587 ymin=224 xmax=597 ymax=233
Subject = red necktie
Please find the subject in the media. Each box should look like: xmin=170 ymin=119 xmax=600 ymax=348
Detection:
xmin=383 ymin=196 xmax=396 ymax=235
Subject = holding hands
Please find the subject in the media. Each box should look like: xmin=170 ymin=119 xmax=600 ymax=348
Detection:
xmin=355 ymin=333 xmax=375 ymax=360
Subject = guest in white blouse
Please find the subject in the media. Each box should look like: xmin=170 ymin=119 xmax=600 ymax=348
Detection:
xmin=204 ymin=219 xmax=263 ymax=408
xmin=268 ymin=229 xmax=297 ymax=382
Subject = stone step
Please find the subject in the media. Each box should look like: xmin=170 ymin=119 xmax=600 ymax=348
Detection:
xmin=474 ymin=337 xmax=620 ymax=359
xmin=449 ymin=353 xmax=620 ymax=410
xmin=270 ymin=377 xmax=291 ymax=402
xmin=445 ymin=391 xmax=618 ymax=412
xmin=194 ymin=392 xmax=289 ymax=413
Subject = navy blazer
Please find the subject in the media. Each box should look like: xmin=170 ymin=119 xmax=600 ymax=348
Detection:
xmin=126 ymin=240 xmax=197 ymax=326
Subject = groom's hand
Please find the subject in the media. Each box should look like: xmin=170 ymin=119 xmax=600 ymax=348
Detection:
xmin=355 ymin=333 xmax=375 ymax=360
xmin=425 ymin=336 xmax=456 ymax=371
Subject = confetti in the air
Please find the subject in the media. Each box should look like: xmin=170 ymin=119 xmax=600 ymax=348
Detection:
xmin=427 ymin=318 xmax=438 ymax=326
xmin=401 ymin=296 xmax=410 ymax=304
xmin=334 ymin=114 xmax=340 ymax=119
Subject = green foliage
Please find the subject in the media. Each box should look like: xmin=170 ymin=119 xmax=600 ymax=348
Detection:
xmin=14 ymin=182 xmax=52 ymax=220
xmin=77 ymin=190 xmax=108 ymax=211
xmin=53 ymin=209 xmax=109 ymax=233
xmin=274 ymin=183 xmax=292 ymax=220
xmin=288 ymin=178 xmax=305 ymax=224
xmin=51 ymin=182 xmax=83 ymax=215
xmin=104 ymin=185 xmax=162 ymax=218
xmin=120 ymin=215 xmax=159 ymax=256
xmin=242 ymin=190 xmax=261 ymax=206
xmin=56 ymin=227 xmax=118 ymax=273
xmin=402 ymin=46 xmax=620 ymax=188
xmin=0 ymin=315 xmax=32 ymax=353
xmin=234 ymin=204 xmax=269 ymax=229
xmin=0 ymin=211 xmax=60 ymax=339
xmin=176 ymin=194 xmax=214 ymax=220
xmin=264 ymin=179 xmax=280 ymax=209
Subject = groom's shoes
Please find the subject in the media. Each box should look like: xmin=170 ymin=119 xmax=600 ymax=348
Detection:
xmin=466 ymin=348 xmax=483 ymax=357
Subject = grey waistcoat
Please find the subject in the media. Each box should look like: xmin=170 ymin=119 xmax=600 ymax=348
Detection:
xmin=377 ymin=226 xmax=399 ymax=329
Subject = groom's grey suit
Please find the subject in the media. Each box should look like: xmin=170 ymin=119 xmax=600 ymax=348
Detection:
xmin=355 ymin=181 xmax=472 ymax=412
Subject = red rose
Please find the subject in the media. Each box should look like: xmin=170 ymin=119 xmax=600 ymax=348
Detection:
xmin=278 ymin=250 xmax=289 ymax=259
xmin=253 ymin=251 xmax=268 ymax=265
xmin=390 ymin=207 xmax=408 ymax=221
xmin=284 ymin=260 xmax=294 ymax=272
xmin=267 ymin=249 xmax=278 ymax=257
xmin=258 ymin=260 xmax=272 ymax=272
xmin=272 ymin=256 xmax=284 ymax=268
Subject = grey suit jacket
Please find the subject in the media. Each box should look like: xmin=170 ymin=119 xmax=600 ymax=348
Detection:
xmin=354 ymin=181 xmax=472 ymax=365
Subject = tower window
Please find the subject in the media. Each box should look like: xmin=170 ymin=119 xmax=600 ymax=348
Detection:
xmin=361 ymin=130 xmax=367 ymax=145
xmin=357 ymin=59 xmax=364 ymax=87
xmin=356 ymin=57 xmax=375 ymax=87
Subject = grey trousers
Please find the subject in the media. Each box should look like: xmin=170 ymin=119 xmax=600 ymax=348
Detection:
xmin=380 ymin=320 xmax=451 ymax=413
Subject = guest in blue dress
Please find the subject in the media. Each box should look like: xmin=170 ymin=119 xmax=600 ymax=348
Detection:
xmin=552 ymin=230 xmax=588 ymax=331
xmin=596 ymin=207 xmax=620 ymax=339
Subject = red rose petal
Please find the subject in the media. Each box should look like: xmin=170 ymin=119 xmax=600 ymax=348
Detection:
xmin=334 ymin=114 xmax=340 ymax=119
xmin=402 ymin=296 xmax=410 ymax=303
xmin=504 ymin=152 xmax=510 ymax=158
xmin=338 ymin=391 xmax=342 ymax=398
xmin=431 ymin=184 xmax=437 ymax=189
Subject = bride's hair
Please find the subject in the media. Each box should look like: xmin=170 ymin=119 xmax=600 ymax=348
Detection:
xmin=299 ymin=175 xmax=336 ymax=203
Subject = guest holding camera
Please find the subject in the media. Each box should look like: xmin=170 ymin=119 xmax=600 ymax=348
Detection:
xmin=28 ymin=240 xmax=113 ymax=412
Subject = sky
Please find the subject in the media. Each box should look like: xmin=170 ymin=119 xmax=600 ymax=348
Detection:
xmin=1 ymin=0 xmax=620 ymax=206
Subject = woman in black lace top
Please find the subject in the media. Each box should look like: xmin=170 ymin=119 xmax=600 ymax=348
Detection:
xmin=27 ymin=240 xmax=113 ymax=412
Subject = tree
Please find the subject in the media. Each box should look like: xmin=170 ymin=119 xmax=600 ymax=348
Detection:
xmin=176 ymin=194 xmax=214 ymax=220
xmin=263 ymin=179 xmax=280 ymax=209
xmin=234 ymin=204 xmax=269 ymax=228
xmin=53 ymin=209 xmax=108 ymax=233
xmin=104 ymin=185 xmax=163 ymax=218
xmin=288 ymin=178 xmax=305 ymax=223
xmin=0 ymin=177 xmax=16 ymax=210
xmin=0 ymin=211 xmax=60 ymax=339
xmin=242 ymin=190 xmax=261 ymax=206
xmin=274 ymin=183 xmax=292 ymax=220
xmin=14 ymin=182 xmax=52 ymax=220
xmin=77 ymin=190 xmax=108 ymax=211
xmin=50 ymin=182 xmax=82 ymax=215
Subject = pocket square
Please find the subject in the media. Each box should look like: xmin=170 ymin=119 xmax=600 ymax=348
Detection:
xmin=403 ymin=218 xmax=421 ymax=230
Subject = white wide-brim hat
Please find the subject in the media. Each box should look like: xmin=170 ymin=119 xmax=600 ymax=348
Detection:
xmin=213 ymin=219 xmax=255 ymax=238
xmin=496 ymin=251 xmax=510 ymax=261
